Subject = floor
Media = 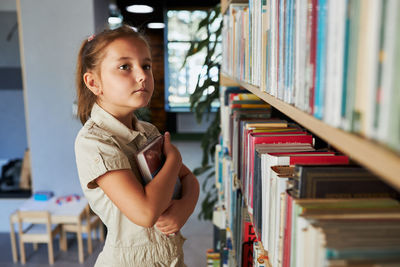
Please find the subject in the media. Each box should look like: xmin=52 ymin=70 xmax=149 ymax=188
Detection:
xmin=0 ymin=139 xmax=214 ymax=266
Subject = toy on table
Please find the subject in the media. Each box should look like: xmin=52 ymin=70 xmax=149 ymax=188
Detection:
xmin=55 ymin=194 xmax=81 ymax=205
xmin=33 ymin=191 xmax=54 ymax=201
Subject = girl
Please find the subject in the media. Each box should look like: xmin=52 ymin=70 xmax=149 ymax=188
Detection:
xmin=74 ymin=25 xmax=199 ymax=267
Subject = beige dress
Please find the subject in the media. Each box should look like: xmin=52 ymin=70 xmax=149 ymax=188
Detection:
xmin=75 ymin=103 xmax=185 ymax=267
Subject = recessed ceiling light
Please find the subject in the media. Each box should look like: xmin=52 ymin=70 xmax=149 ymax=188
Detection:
xmin=147 ymin=22 xmax=165 ymax=29
xmin=108 ymin=16 xmax=122 ymax=24
xmin=126 ymin=5 xmax=154 ymax=14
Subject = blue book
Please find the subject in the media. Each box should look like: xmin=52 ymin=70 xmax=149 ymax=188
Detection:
xmin=286 ymin=0 xmax=295 ymax=103
xmin=314 ymin=0 xmax=328 ymax=119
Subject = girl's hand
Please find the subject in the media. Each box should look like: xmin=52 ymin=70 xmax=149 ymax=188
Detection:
xmin=155 ymin=199 xmax=188 ymax=235
xmin=163 ymin=132 xmax=182 ymax=165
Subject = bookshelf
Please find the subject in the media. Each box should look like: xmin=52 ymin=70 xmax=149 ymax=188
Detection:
xmin=220 ymin=73 xmax=400 ymax=191
xmin=215 ymin=1 xmax=400 ymax=266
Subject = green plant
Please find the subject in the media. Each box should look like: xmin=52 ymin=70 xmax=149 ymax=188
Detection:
xmin=182 ymin=4 xmax=222 ymax=221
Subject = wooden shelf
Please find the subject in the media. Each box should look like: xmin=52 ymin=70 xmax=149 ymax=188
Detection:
xmin=220 ymin=73 xmax=400 ymax=191
xmin=220 ymin=0 xmax=231 ymax=14
xmin=220 ymin=0 xmax=248 ymax=14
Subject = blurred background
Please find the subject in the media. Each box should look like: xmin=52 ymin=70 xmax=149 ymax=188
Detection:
xmin=0 ymin=0 xmax=221 ymax=265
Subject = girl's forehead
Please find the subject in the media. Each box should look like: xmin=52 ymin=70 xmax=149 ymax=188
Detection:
xmin=104 ymin=37 xmax=151 ymax=59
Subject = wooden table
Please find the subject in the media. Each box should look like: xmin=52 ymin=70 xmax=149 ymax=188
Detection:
xmin=9 ymin=196 xmax=88 ymax=263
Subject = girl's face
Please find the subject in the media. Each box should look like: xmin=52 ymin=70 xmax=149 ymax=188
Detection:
xmin=91 ymin=37 xmax=154 ymax=116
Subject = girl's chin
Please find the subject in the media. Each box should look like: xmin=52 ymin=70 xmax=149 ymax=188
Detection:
xmin=130 ymin=101 xmax=150 ymax=110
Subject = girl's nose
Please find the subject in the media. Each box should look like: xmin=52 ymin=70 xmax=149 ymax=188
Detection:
xmin=135 ymin=68 xmax=146 ymax=83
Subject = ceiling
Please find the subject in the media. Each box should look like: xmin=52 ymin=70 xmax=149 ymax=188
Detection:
xmin=115 ymin=0 xmax=219 ymax=29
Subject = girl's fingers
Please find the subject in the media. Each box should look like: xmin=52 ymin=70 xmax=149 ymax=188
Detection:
xmin=157 ymin=224 xmax=178 ymax=234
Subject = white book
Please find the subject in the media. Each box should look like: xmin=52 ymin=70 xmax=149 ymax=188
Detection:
xmin=269 ymin=171 xmax=289 ymax=267
xmin=220 ymin=88 xmax=231 ymax=149
xmin=215 ymin=144 xmax=222 ymax=190
xmin=249 ymin=143 xmax=313 ymax=215
xmin=259 ymin=145 xmax=314 ymax=246
xmin=294 ymin=215 xmax=310 ymax=267
xmin=274 ymin=176 xmax=289 ymax=267
xmin=260 ymin=0 xmax=269 ymax=91
xmin=267 ymin=169 xmax=279 ymax=264
xmin=354 ymin=0 xmax=382 ymax=135
xmin=364 ymin=1 xmax=383 ymax=139
xmin=294 ymin=0 xmax=308 ymax=111
xmin=323 ymin=0 xmax=334 ymax=125
xmin=330 ymin=0 xmax=347 ymax=128
xmin=269 ymin=0 xmax=278 ymax=96
xmin=376 ymin=0 xmax=398 ymax=142
xmin=277 ymin=187 xmax=287 ymax=267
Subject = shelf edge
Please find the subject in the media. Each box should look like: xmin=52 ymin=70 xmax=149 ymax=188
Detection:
xmin=220 ymin=73 xmax=400 ymax=191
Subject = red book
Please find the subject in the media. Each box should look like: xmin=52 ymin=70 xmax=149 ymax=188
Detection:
xmin=135 ymin=135 xmax=181 ymax=199
xmin=242 ymin=220 xmax=257 ymax=267
xmin=242 ymin=127 xmax=304 ymax=184
xmin=246 ymin=133 xmax=313 ymax=188
xmin=246 ymin=134 xmax=314 ymax=215
xmin=309 ymin=0 xmax=318 ymax=114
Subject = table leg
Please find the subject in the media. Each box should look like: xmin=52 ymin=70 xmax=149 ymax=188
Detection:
xmin=77 ymin=226 xmax=84 ymax=263
xmin=9 ymin=215 xmax=18 ymax=263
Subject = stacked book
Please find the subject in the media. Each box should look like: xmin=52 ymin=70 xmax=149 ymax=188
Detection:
xmin=213 ymin=85 xmax=400 ymax=267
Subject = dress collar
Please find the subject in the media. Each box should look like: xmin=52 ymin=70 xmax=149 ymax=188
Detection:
xmin=90 ymin=103 xmax=145 ymax=144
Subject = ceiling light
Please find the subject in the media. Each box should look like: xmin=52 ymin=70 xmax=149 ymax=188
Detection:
xmin=126 ymin=5 xmax=154 ymax=14
xmin=147 ymin=22 xmax=165 ymax=29
xmin=108 ymin=16 xmax=122 ymax=24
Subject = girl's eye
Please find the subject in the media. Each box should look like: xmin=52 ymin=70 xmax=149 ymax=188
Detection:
xmin=143 ymin=64 xmax=152 ymax=70
xmin=119 ymin=64 xmax=130 ymax=70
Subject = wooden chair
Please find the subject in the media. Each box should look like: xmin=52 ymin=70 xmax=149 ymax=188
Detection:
xmin=17 ymin=210 xmax=61 ymax=265
xmin=61 ymin=204 xmax=104 ymax=263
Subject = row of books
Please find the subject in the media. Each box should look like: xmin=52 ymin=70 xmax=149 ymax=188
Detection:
xmin=221 ymin=0 xmax=400 ymax=153
xmin=213 ymin=85 xmax=400 ymax=266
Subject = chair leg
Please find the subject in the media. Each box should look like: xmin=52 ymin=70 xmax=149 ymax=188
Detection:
xmin=87 ymin=229 xmax=93 ymax=254
xmin=19 ymin=239 xmax=26 ymax=264
xmin=9 ymin=219 xmax=18 ymax=263
xmin=60 ymin=227 xmax=67 ymax=251
xmin=99 ymin=223 xmax=105 ymax=242
xmin=48 ymin=240 xmax=54 ymax=265
xmin=77 ymin=231 xmax=84 ymax=263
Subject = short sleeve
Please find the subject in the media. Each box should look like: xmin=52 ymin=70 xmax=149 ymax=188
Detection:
xmin=75 ymin=133 xmax=131 ymax=189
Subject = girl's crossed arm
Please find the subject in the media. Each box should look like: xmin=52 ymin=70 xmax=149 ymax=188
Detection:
xmin=155 ymin=164 xmax=200 ymax=235
xmin=96 ymin=132 xmax=182 ymax=228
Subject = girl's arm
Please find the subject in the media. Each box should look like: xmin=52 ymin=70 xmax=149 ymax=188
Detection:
xmin=96 ymin=132 xmax=182 ymax=228
xmin=155 ymin=164 xmax=200 ymax=235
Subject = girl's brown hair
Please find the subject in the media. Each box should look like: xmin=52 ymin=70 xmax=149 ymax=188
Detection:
xmin=75 ymin=25 xmax=150 ymax=124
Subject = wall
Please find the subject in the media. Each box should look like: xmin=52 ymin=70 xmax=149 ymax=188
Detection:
xmin=0 ymin=0 xmax=108 ymax=232
xmin=0 ymin=5 xmax=27 ymax=159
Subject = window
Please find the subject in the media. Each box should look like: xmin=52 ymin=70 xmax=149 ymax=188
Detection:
xmin=165 ymin=10 xmax=221 ymax=112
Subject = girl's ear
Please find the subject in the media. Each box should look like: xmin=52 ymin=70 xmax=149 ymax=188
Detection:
xmin=83 ymin=72 xmax=102 ymax=95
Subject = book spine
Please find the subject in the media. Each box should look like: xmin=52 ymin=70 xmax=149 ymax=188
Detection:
xmin=313 ymin=0 xmax=327 ymax=120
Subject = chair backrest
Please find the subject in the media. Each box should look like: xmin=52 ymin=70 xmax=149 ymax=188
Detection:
xmin=17 ymin=210 xmax=52 ymax=235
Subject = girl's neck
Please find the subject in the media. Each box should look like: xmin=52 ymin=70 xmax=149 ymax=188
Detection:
xmin=97 ymin=101 xmax=135 ymax=130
